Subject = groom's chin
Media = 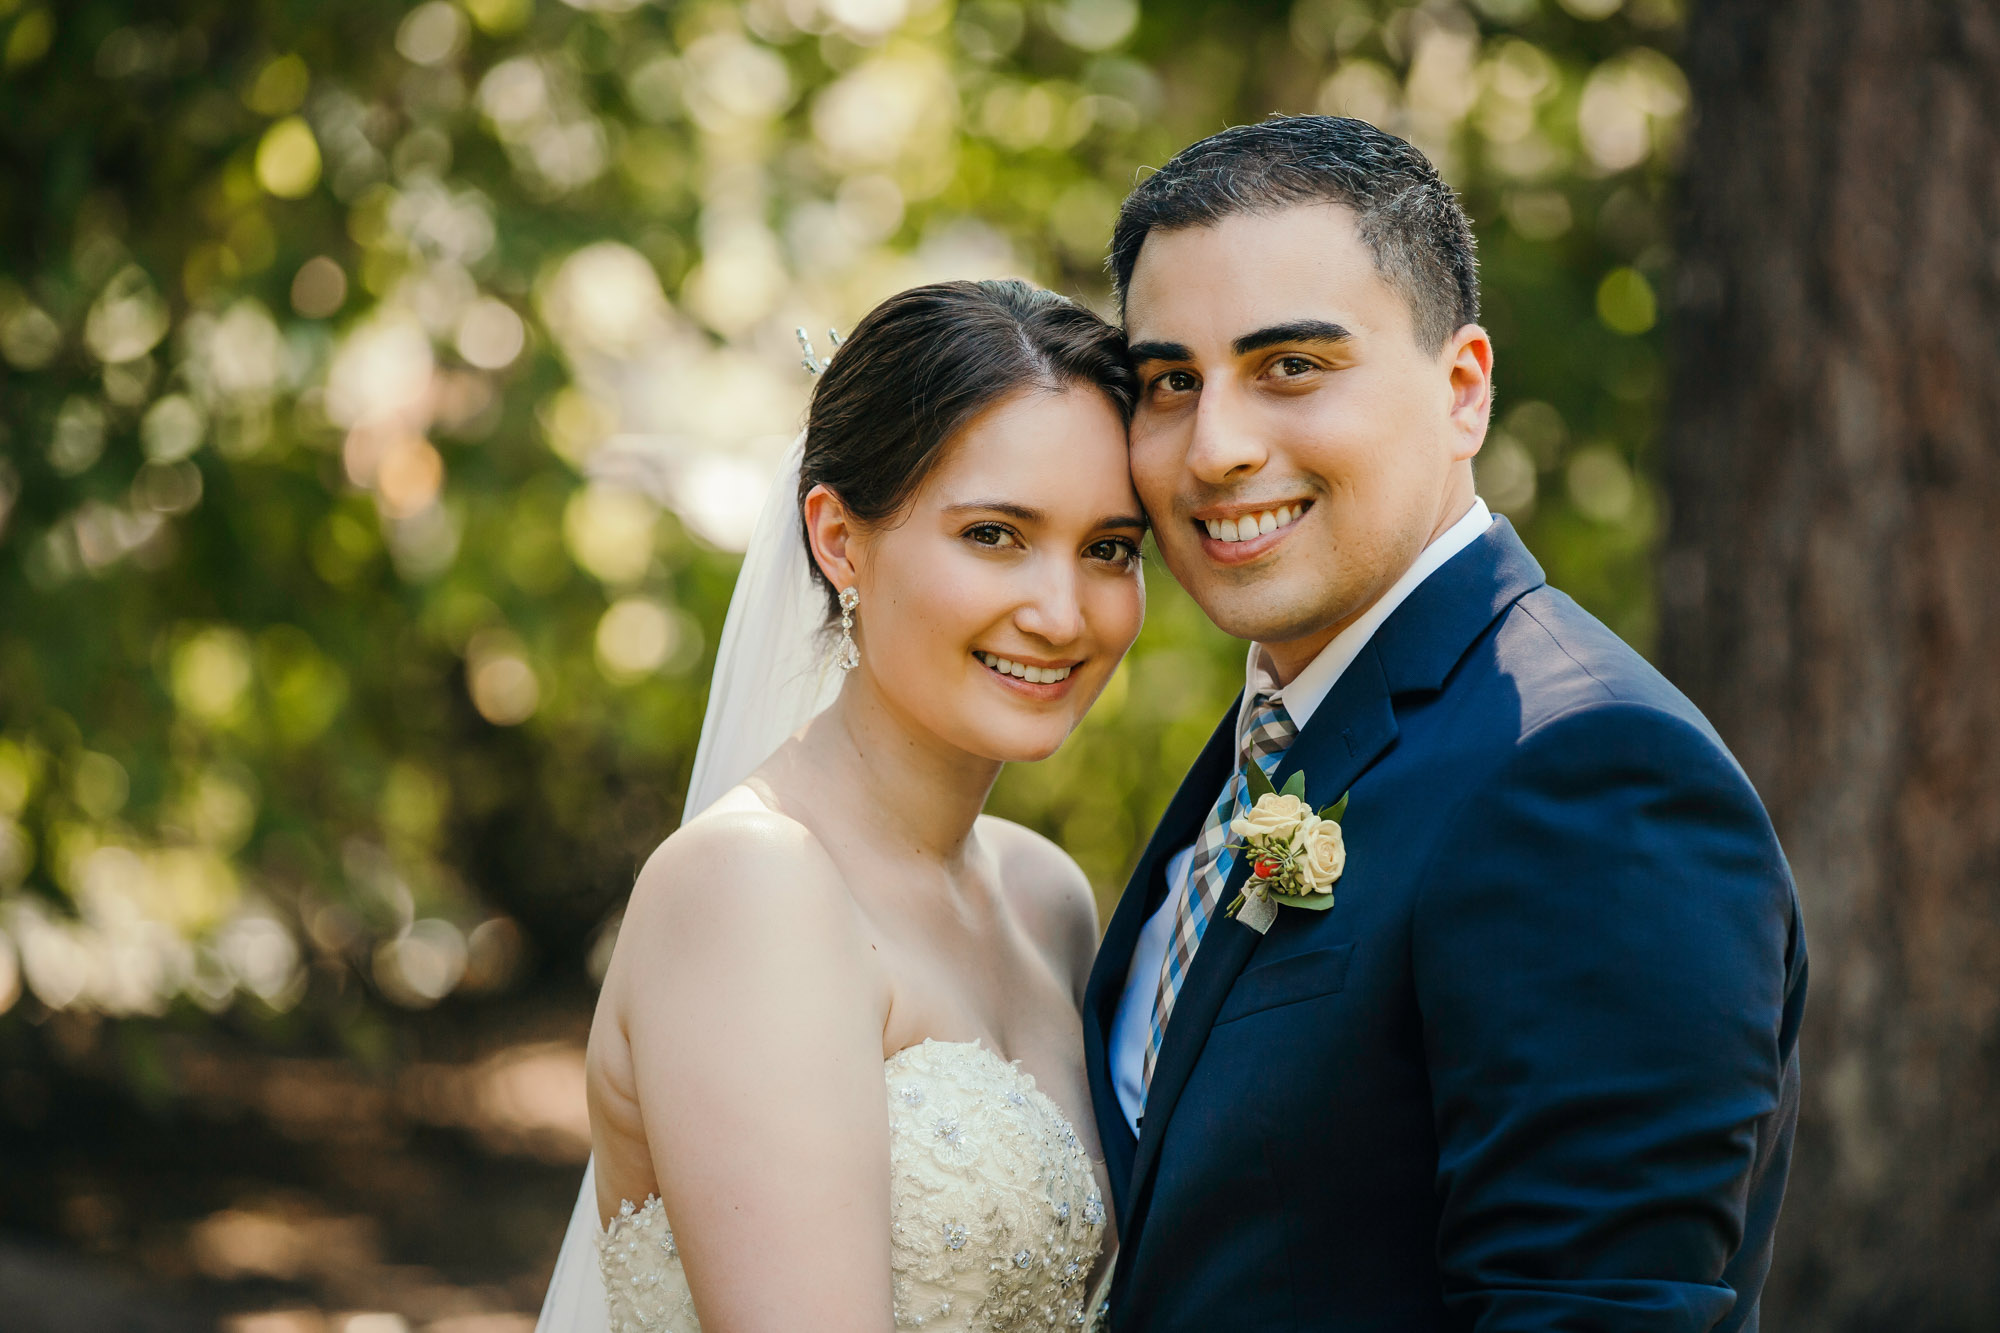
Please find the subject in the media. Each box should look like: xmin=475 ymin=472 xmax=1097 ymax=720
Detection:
xmin=1209 ymin=602 xmax=1340 ymax=650
xmin=1156 ymin=550 xmax=1337 ymax=648
xmin=1184 ymin=567 xmax=1351 ymax=649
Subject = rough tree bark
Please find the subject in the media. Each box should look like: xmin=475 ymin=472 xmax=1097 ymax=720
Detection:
xmin=1663 ymin=3 xmax=2000 ymax=1328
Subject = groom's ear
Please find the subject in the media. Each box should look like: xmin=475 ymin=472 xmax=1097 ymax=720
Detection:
xmin=1443 ymin=324 xmax=1495 ymax=462
xmin=802 ymin=482 xmax=861 ymax=589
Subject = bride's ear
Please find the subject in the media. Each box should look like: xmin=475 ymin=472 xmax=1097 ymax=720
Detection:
xmin=802 ymin=482 xmax=861 ymax=591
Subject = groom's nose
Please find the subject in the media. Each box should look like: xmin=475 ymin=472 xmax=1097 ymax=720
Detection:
xmin=1185 ymin=378 xmax=1269 ymax=485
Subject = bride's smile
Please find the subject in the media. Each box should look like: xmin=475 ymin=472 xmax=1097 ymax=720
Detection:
xmin=974 ymin=650 xmax=1080 ymax=690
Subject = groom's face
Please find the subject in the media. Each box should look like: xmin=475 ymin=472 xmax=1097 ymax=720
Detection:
xmin=1124 ymin=203 xmax=1490 ymax=676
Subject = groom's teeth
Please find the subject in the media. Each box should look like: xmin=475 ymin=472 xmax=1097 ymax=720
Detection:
xmin=978 ymin=653 xmax=1072 ymax=684
xmin=1204 ymin=505 xmax=1305 ymax=543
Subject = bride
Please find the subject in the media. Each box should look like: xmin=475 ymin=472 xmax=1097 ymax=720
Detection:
xmin=538 ymin=278 xmax=1146 ymax=1331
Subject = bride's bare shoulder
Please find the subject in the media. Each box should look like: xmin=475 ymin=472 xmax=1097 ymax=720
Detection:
xmin=978 ymin=816 xmax=1099 ymax=996
xmin=621 ymin=786 xmax=850 ymax=943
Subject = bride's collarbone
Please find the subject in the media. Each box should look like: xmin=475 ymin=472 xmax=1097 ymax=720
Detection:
xmin=869 ymin=890 xmax=1068 ymax=1005
xmin=875 ymin=935 xmax=1083 ymax=1083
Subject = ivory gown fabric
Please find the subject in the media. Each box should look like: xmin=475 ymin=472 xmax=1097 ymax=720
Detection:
xmin=596 ymin=1040 xmax=1109 ymax=1332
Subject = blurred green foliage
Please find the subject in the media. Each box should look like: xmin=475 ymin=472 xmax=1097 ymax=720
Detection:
xmin=0 ymin=0 xmax=1681 ymax=1053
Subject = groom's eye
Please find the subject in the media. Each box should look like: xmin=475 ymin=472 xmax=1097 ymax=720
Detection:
xmin=1156 ymin=370 xmax=1198 ymax=394
xmin=1275 ymin=356 xmax=1317 ymax=377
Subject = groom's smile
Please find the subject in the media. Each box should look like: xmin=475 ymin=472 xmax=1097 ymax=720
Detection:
xmin=1191 ymin=498 xmax=1315 ymax=565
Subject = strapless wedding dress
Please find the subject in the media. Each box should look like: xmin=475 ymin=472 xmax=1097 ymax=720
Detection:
xmin=594 ymin=1039 xmax=1109 ymax=1331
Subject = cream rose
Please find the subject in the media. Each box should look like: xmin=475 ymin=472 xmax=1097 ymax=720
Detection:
xmin=1289 ymin=815 xmax=1346 ymax=894
xmin=1231 ymin=792 xmax=1312 ymax=842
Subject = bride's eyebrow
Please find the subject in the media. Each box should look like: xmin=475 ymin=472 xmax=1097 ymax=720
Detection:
xmin=945 ymin=499 xmax=1041 ymax=523
xmin=943 ymin=501 xmax=1147 ymax=532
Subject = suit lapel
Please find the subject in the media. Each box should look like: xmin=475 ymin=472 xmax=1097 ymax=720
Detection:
xmin=1083 ymin=701 xmax=1241 ymax=1205
xmin=1118 ymin=645 xmax=1401 ymax=1240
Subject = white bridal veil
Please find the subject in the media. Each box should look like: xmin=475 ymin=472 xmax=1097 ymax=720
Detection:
xmin=535 ymin=430 xmax=843 ymax=1332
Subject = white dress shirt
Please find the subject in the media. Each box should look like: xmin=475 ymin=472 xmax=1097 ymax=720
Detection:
xmin=1108 ymin=499 xmax=1494 ymax=1134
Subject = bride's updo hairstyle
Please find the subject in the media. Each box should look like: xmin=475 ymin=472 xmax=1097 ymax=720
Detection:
xmin=798 ymin=278 xmax=1137 ymax=619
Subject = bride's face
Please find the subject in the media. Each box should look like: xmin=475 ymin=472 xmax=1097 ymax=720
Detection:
xmin=820 ymin=386 xmax=1146 ymax=763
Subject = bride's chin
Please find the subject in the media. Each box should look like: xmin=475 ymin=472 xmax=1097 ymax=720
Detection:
xmin=952 ymin=718 xmax=1070 ymax=766
xmin=1006 ymin=737 xmax=1066 ymax=764
xmin=961 ymin=733 xmax=1065 ymax=765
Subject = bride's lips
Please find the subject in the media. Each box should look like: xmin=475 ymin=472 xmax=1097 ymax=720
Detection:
xmin=1193 ymin=500 xmax=1312 ymax=566
xmin=974 ymin=650 xmax=1083 ymax=701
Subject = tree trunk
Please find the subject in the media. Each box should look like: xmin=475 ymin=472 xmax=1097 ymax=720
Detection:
xmin=1662 ymin=3 xmax=2000 ymax=1328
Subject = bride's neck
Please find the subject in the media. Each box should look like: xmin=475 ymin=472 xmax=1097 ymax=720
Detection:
xmin=796 ymin=673 xmax=1000 ymax=866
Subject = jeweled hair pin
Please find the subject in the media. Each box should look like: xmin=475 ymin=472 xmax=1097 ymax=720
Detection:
xmin=796 ymin=327 xmax=844 ymax=376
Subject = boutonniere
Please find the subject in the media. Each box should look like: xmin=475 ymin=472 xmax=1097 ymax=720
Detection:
xmin=1223 ymin=765 xmax=1348 ymax=936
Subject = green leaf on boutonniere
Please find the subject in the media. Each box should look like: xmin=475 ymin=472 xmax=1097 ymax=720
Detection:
xmin=1269 ymin=892 xmax=1337 ymax=911
xmin=1320 ymin=790 xmax=1349 ymax=822
xmin=1244 ymin=759 xmax=1277 ymax=803
xmin=1280 ymin=771 xmax=1307 ymax=800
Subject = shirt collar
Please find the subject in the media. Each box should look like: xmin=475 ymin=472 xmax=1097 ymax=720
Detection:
xmin=1240 ymin=498 xmax=1494 ymax=737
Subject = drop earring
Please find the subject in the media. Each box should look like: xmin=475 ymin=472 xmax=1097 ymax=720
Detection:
xmin=835 ymin=586 xmax=861 ymax=671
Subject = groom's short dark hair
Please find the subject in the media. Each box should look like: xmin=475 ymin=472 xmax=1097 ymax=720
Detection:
xmin=1109 ymin=115 xmax=1479 ymax=352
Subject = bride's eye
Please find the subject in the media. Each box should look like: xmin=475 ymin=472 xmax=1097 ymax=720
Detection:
xmin=1085 ymin=537 xmax=1140 ymax=566
xmin=964 ymin=523 xmax=1023 ymax=549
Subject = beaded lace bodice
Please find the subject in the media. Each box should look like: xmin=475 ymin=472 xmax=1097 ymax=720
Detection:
xmin=595 ymin=1039 xmax=1108 ymax=1332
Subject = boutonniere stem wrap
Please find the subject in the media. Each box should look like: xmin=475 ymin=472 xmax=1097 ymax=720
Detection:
xmin=1224 ymin=766 xmax=1349 ymax=936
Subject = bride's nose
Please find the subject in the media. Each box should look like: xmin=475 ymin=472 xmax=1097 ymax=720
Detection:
xmin=1012 ymin=560 xmax=1084 ymax=646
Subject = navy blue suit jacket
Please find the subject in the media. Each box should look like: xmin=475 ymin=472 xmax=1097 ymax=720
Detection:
xmin=1083 ymin=520 xmax=1806 ymax=1332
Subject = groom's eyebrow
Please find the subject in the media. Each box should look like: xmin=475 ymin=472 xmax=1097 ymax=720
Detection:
xmin=1232 ymin=320 xmax=1353 ymax=355
xmin=1123 ymin=323 xmax=1353 ymax=364
xmin=1125 ymin=339 xmax=1192 ymax=365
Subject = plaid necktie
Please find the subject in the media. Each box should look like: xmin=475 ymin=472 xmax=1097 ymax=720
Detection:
xmin=1142 ymin=691 xmax=1297 ymax=1096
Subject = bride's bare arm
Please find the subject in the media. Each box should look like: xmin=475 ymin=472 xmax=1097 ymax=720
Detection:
xmin=611 ymin=810 xmax=894 ymax=1330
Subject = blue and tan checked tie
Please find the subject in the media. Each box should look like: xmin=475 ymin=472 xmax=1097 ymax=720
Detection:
xmin=1142 ymin=691 xmax=1298 ymax=1096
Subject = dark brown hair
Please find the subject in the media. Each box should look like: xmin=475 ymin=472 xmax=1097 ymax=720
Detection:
xmin=1109 ymin=115 xmax=1479 ymax=352
xmin=798 ymin=278 xmax=1137 ymax=617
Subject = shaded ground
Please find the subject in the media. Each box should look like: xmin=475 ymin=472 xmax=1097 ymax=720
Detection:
xmin=0 ymin=995 xmax=596 ymax=1332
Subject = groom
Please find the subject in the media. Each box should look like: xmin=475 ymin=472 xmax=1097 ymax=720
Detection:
xmin=1083 ymin=116 xmax=1807 ymax=1332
